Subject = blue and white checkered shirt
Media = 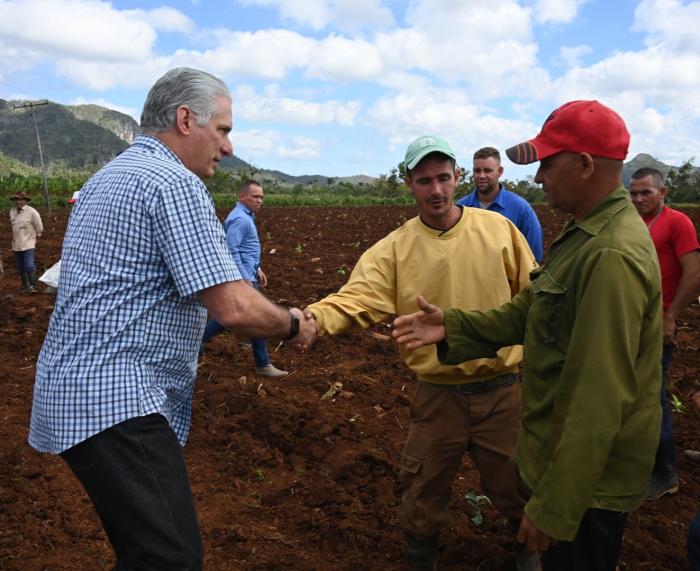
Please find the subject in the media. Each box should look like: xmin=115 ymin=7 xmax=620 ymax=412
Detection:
xmin=29 ymin=135 xmax=241 ymax=454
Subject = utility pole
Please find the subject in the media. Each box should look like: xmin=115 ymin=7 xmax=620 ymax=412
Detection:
xmin=13 ymin=99 xmax=50 ymax=211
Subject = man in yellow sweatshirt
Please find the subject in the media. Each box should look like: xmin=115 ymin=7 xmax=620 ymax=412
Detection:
xmin=306 ymin=135 xmax=538 ymax=570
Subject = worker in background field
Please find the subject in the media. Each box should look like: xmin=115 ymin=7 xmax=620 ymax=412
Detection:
xmin=9 ymin=190 xmax=43 ymax=293
xmin=629 ymin=167 xmax=700 ymax=501
xmin=304 ymin=134 xmax=540 ymax=570
xmin=393 ymin=101 xmax=663 ymax=571
xmin=200 ymin=180 xmax=289 ymax=378
xmin=457 ymin=147 xmax=543 ymax=261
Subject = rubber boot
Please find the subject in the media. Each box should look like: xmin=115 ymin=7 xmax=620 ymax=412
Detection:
xmin=27 ymin=270 xmax=38 ymax=293
xmin=20 ymin=272 xmax=31 ymax=293
xmin=403 ymin=533 xmax=439 ymax=571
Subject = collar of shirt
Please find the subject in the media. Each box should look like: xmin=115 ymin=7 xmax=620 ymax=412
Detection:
xmin=236 ymin=201 xmax=256 ymax=219
xmin=556 ymin=185 xmax=631 ymax=242
xmin=462 ymin=185 xmax=506 ymax=210
xmin=133 ymin=134 xmax=186 ymax=168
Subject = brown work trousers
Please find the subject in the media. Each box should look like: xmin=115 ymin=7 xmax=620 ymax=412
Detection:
xmin=399 ymin=380 xmax=524 ymax=539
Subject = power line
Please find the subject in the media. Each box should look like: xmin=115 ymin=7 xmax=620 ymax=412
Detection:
xmin=13 ymin=99 xmax=51 ymax=211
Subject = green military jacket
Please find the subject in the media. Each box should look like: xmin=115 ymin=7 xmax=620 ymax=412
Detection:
xmin=439 ymin=185 xmax=663 ymax=540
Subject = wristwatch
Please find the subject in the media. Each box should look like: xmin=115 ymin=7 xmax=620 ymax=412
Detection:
xmin=284 ymin=312 xmax=300 ymax=341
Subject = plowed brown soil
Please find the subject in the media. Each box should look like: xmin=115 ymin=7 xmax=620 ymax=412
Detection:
xmin=1 ymin=204 xmax=699 ymax=570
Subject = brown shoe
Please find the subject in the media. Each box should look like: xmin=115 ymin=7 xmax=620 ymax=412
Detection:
xmin=255 ymin=364 xmax=289 ymax=378
xmin=646 ymin=475 xmax=679 ymax=500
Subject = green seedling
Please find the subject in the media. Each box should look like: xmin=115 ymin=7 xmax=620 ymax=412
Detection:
xmin=670 ymin=394 xmax=686 ymax=414
xmin=465 ymin=490 xmax=492 ymax=527
xmin=294 ymin=243 xmax=303 ymax=253
xmin=336 ymin=268 xmax=346 ymax=276
xmin=254 ymin=468 xmax=267 ymax=482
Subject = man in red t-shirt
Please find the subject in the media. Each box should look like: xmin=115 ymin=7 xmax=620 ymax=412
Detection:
xmin=629 ymin=167 xmax=700 ymax=500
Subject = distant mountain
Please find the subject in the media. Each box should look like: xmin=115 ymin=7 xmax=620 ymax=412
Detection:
xmin=66 ymin=104 xmax=140 ymax=144
xmin=622 ymin=153 xmax=699 ymax=186
xmin=219 ymin=151 xmax=377 ymax=188
xmin=0 ymin=100 xmax=377 ymax=186
xmin=0 ymin=99 xmax=135 ymax=170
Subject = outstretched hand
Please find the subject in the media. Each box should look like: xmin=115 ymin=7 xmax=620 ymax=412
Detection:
xmin=392 ymin=295 xmax=446 ymax=350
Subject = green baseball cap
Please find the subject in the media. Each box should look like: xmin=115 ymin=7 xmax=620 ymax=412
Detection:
xmin=404 ymin=135 xmax=456 ymax=170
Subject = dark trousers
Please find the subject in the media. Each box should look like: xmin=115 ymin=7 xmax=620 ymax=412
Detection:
xmin=651 ymin=345 xmax=676 ymax=482
xmin=542 ymin=508 xmax=627 ymax=571
xmin=13 ymin=248 xmax=35 ymax=272
xmin=60 ymin=414 xmax=202 ymax=571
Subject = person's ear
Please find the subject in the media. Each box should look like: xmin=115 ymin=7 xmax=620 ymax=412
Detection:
xmin=579 ymin=152 xmax=595 ymax=180
xmin=174 ymin=105 xmax=195 ymax=135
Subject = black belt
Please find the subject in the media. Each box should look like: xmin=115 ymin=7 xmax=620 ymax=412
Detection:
xmin=447 ymin=373 xmax=517 ymax=395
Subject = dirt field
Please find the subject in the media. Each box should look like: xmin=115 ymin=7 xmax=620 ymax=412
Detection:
xmin=1 ymin=204 xmax=699 ymax=570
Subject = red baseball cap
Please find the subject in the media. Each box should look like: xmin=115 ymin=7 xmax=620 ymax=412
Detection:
xmin=505 ymin=100 xmax=630 ymax=165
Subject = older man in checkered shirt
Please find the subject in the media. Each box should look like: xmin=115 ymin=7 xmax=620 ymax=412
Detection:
xmin=29 ymin=67 xmax=315 ymax=570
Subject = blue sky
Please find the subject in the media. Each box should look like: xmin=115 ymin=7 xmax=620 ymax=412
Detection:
xmin=1 ymin=0 xmax=699 ymax=181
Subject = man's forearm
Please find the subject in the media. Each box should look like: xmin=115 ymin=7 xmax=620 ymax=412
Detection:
xmin=666 ymin=271 xmax=700 ymax=321
xmin=200 ymin=280 xmax=292 ymax=339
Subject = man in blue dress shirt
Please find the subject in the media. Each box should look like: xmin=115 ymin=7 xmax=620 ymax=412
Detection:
xmin=458 ymin=147 xmax=543 ymax=261
xmin=201 ymin=181 xmax=288 ymax=378
xmin=28 ymin=67 xmax=314 ymax=570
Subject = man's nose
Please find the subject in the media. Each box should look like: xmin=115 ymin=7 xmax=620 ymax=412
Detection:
xmin=221 ymin=136 xmax=233 ymax=156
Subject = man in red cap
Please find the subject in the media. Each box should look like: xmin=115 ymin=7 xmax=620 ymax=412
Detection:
xmin=392 ymin=100 xmax=663 ymax=570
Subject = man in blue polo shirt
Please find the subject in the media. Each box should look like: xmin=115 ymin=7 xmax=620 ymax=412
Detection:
xmin=458 ymin=147 xmax=543 ymax=261
xmin=201 ymin=180 xmax=288 ymax=378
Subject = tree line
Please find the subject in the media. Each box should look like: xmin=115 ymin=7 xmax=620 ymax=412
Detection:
xmin=1 ymin=158 xmax=698 ymax=209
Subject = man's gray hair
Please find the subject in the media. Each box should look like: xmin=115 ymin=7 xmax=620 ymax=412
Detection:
xmin=140 ymin=67 xmax=231 ymax=132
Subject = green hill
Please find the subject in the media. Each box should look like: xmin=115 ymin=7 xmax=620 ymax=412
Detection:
xmin=0 ymin=99 xmax=133 ymax=170
xmin=622 ymin=153 xmax=699 ymax=186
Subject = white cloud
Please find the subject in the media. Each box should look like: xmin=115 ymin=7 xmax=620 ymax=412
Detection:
xmin=277 ymin=136 xmax=321 ymax=159
xmin=54 ymin=58 xmax=173 ymax=90
xmin=207 ymin=29 xmax=315 ymax=79
xmin=534 ymin=0 xmax=590 ymax=24
xmin=552 ymin=46 xmax=700 ymax=118
xmin=374 ymin=1 xmax=541 ymax=94
xmin=365 ymin=87 xmax=536 ymax=167
xmin=233 ymin=129 xmax=282 ymax=160
xmin=330 ymin=0 xmax=394 ymax=32
xmin=135 ymin=6 xmax=196 ymax=34
xmin=307 ymin=36 xmax=383 ymax=81
xmin=234 ymin=85 xmax=360 ymax=126
xmin=0 ymin=0 xmax=158 ymax=61
xmin=239 ymin=0 xmax=330 ymax=30
xmin=558 ymin=45 xmax=593 ymax=68
xmin=238 ymin=0 xmax=393 ymax=32
xmin=633 ymin=0 xmax=700 ymax=52
xmin=233 ymin=130 xmax=321 ymax=163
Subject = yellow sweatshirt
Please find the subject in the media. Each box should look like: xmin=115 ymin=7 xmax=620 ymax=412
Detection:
xmin=308 ymin=207 xmax=536 ymax=384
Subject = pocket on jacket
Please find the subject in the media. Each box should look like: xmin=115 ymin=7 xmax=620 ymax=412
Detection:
xmin=530 ymin=269 xmax=567 ymax=344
